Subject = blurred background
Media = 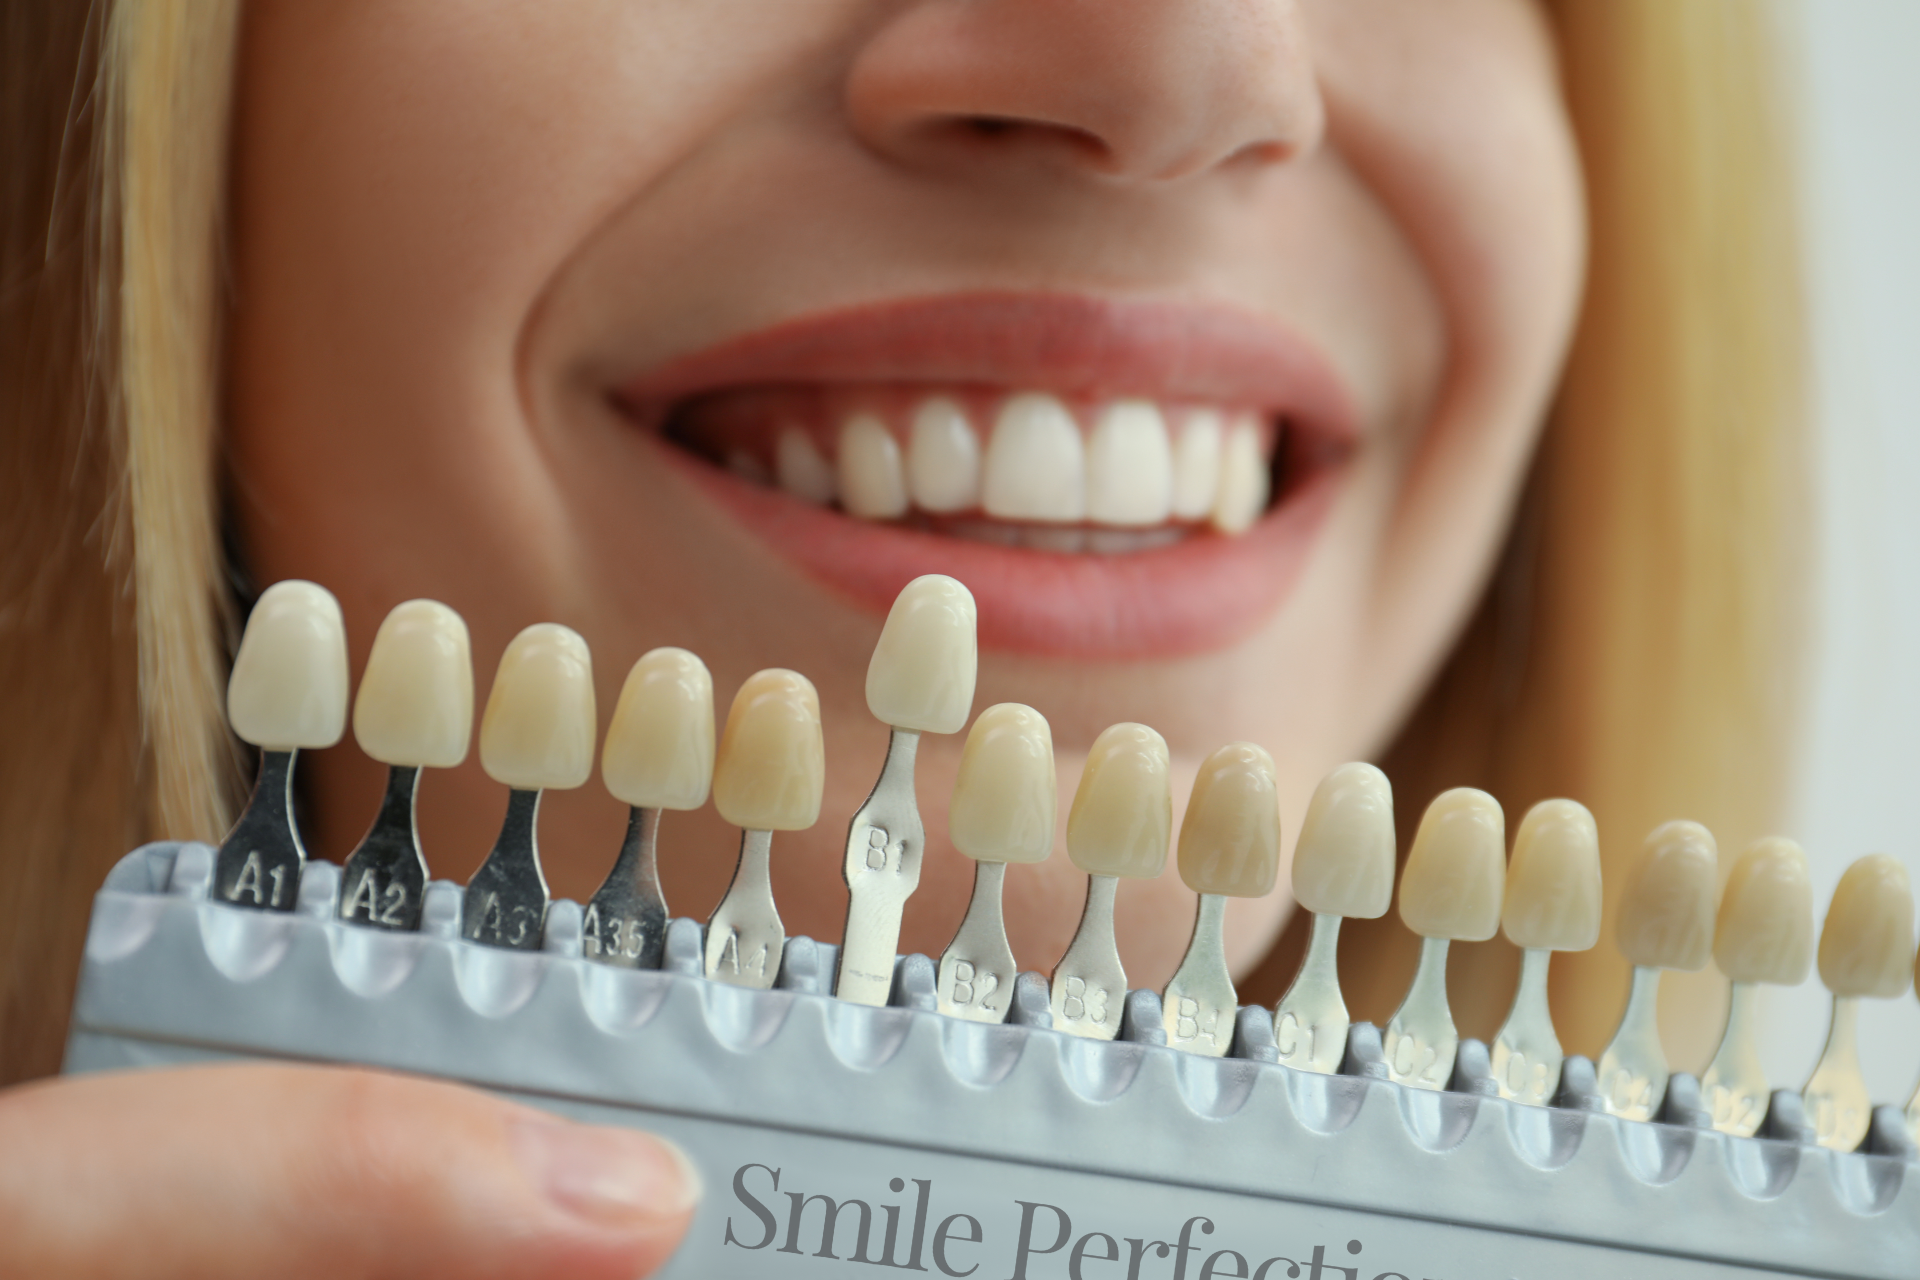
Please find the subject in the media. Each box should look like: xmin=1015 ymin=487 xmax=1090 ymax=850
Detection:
xmin=1763 ymin=0 xmax=1920 ymax=1102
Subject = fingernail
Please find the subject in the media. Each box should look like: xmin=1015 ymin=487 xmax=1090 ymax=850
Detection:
xmin=513 ymin=1118 xmax=702 ymax=1228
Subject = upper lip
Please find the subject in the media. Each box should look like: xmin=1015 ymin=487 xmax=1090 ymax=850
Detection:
xmin=613 ymin=290 xmax=1358 ymax=442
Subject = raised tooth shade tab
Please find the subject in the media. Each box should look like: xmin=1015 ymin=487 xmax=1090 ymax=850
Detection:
xmin=1211 ymin=414 xmax=1270 ymax=535
xmin=227 ymin=580 xmax=350 ymax=751
xmin=983 ymin=392 xmax=1086 ymax=523
xmin=1492 ymin=799 xmax=1600 ymax=1107
xmin=1274 ymin=762 xmax=1396 ymax=1075
xmin=1086 ymin=399 xmax=1174 ymax=527
xmin=1702 ymin=836 xmax=1813 ymax=1136
xmin=775 ymin=427 xmax=836 ymax=506
xmin=939 ymin=703 xmax=1056 ymax=1023
xmin=712 ymin=669 xmax=825 ymax=832
xmin=601 ymin=647 xmax=717 ymax=812
xmin=351 ymin=599 xmax=473 ymax=769
xmin=865 ymin=574 xmax=978 ymax=735
xmin=1386 ymin=788 xmax=1505 ymax=1091
xmin=908 ymin=396 xmax=982 ymax=513
xmin=1170 ymin=409 xmax=1224 ymax=520
xmin=1805 ymin=854 xmax=1916 ymax=1151
xmin=838 ymin=413 xmax=909 ymax=519
xmin=478 ymin=624 xmax=597 ymax=792
xmin=1165 ymin=742 xmax=1279 ymax=1056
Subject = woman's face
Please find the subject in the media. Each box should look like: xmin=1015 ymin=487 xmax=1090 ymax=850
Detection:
xmin=228 ymin=0 xmax=1583 ymax=982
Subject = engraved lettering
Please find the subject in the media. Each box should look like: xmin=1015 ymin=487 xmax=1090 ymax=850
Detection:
xmin=343 ymin=868 xmax=377 ymax=920
xmin=230 ymin=851 xmax=264 ymax=904
xmin=952 ymin=960 xmax=975 ymax=1006
xmin=268 ymin=865 xmax=288 ymax=907
xmin=377 ymin=882 xmax=407 ymax=926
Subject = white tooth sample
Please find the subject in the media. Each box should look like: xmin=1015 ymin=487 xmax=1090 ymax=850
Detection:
xmin=949 ymin=703 xmax=1056 ymax=864
xmin=712 ymin=669 xmax=824 ymax=832
xmin=1177 ymin=742 xmax=1281 ymax=898
xmin=1170 ymin=409 xmax=1224 ymax=520
xmin=983 ymin=392 xmax=1086 ymax=523
xmin=908 ymin=396 xmax=982 ymax=513
xmin=601 ymin=647 xmax=715 ymax=811
xmin=1398 ymin=788 xmax=1506 ymax=942
xmin=1818 ymin=854 xmax=1916 ymax=998
xmin=837 ymin=413 xmax=909 ymax=519
xmin=228 ymin=580 xmax=350 ymax=750
xmin=351 ymin=600 xmax=473 ymax=769
xmin=1291 ymin=762 xmax=1396 ymax=919
xmin=478 ymin=624 xmax=596 ymax=791
xmin=1212 ymin=415 xmax=1270 ymax=535
xmin=1067 ymin=723 xmax=1173 ymax=879
xmin=1715 ymin=837 xmax=1814 ymax=986
xmin=1086 ymin=399 xmax=1174 ymax=527
xmin=774 ymin=427 xmax=837 ymax=506
xmin=1616 ymin=820 xmax=1719 ymax=970
xmin=1501 ymin=799 xmax=1603 ymax=951
xmin=863 ymin=574 xmax=978 ymax=734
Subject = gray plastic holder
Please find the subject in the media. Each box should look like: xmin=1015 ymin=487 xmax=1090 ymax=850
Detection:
xmin=65 ymin=844 xmax=1920 ymax=1279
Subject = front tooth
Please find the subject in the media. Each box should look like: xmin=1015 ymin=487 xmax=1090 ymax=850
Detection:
xmin=1501 ymin=799 xmax=1602 ymax=951
xmin=838 ymin=413 xmax=909 ymax=518
xmin=949 ymin=703 xmax=1056 ymax=864
xmin=865 ymin=574 xmax=978 ymax=734
xmin=1176 ymin=742 xmax=1280 ymax=898
xmin=601 ymin=647 xmax=715 ymax=811
xmin=1086 ymin=399 xmax=1173 ymax=527
xmin=1171 ymin=410 xmax=1224 ymax=520
xmin=983 ymin=392 xmax=1086 ymax=522
xmin=1290 ymin=762 xmax=1396 ymax=919
xmin=1817 ymin=854 xmax=1915 ymax=997
xmin=227 ymin=580 xmax=350 ymax=750
xmin=1066 ymin=722 xmax=1172 ymax=879
xmin=711 ymin=669 xmax=825 ymax=831
xmin=1616 ymin=820 xmax=1719 ymax=970
xmin=351 ymin=599 xmax=473 ymax=768
xmin=775 ymin=427 xmax=836 ymax=506
xmin=908 ymin=397 xmax=982 ymax=513
xmin=478 ymin=623 xmax=596 ymax=791
xmin=1398 ymin=788 xmax=1506 ymax=941
xmin=1715 ymin=837 xmax=1814 ymax=985
xmin=1212 ymin=416 xmax=1270 ymax=535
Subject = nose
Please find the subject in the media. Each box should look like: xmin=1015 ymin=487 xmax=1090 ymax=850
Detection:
xmin=846 ymin=0 xmax=1325 ymax=184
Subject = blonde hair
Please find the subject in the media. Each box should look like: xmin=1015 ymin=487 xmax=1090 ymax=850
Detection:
xmin=0 ymin=0 xmax=1803 ymax=1082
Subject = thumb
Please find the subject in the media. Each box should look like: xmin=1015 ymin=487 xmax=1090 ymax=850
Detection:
xmin=0 ymin=1063 xmax=698 ymax=1280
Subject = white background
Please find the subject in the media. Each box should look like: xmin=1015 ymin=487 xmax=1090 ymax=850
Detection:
xmin=1762 ymin=0 xmax=1920 ymax=1105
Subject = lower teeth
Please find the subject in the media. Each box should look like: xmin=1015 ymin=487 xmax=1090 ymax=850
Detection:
xmin=938 ymin=520 xmax=1192 ymax=555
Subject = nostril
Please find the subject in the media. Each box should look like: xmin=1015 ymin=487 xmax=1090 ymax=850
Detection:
xmin=930 ymin=114 xmax=1114 ymax=172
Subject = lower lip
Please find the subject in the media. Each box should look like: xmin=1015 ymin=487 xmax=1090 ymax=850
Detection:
xmin=658 ymin=440 xmax=1343 ymax=659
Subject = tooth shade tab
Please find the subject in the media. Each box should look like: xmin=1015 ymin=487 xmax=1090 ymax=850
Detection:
xmin=1085 ymin=399 xmax=1174 ymax=526
xmin=1715 ymin=837 xmax=1814 ymax=986
xmin=1177 ymin=742 xmax=1280 ymax=898
xmin=1616 ymin=820 xmax=1719 ymax=971
xmin=601 ymin=647 xmax=716 ymax=811
xmin=1817 ymin=854 xmax=1916 ymax=998
xmin=1398 ymin=787 xmax=1505 ymax=942
xmin=1212 ymin=414 xmax=1270 ymax=535
xmin=983 ymin=392 xmax=1086 ymax=522
xmin=865 ymin=574 xmax=978 ymax=734
xmin=1170 ymin=409 xmax=1224 ymax=520
xmin=713 ymin=668 xmax=825 ymax=832
xmin=1501 ymin=799 xmax=1602 ymax=952
xmin=478 ymin=623 xmax=596 ymax=791
xmin=838 ymin=413 xmax=909 ymax=518
xmin=949 ymin=703 xmax=1056 ymax=865
xmin=1067 ymin=722 xmax=1172 ymax=879
xmin=908 ymin=397 xmax=982 ymax=513
xmin=1290 ymin=762 xmax=1395 ymax=919
xmin=227 ymin=580 xmax=349 ymax=751
xmin=351 ymin=599 xmax=473 ymax=769
xmin=775 ymin=427 xmax=836 ymax=506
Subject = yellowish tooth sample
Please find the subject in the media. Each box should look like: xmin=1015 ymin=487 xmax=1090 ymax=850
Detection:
xmin=477 ymin=624 xmax=597 ymax=791
xmin=351 ymin=599 xmax=473 ymax=769
xmin=227 ymin=580 xmax=350 ymax=750
xmin=949 ymin=703 xmax=1056 ymax=865
xmin=1398 ymin=788 xmax=1506 ymax=943
xmin=1066 ymin=723 xmax=1172 ymax=879
xmin=1615 ymin=820 xmax=1719 ymax=971
xmin=1491 ymin=799 xmax=1600 ymax=1107
xmin=864 ymin=574 xmax=978 ymax=735
xmin=712 ymin=669 xmax=825 ymax=832
xmin=1702 ymin=837 xmax=1813 ymax=1136
xmin=601 ymin=648 xmax=716 ymax=811
xmin=1176 ymin=742 xmax=1281 ymax=898
xmin=1817 ymin=854 xmax=1916 ymax=998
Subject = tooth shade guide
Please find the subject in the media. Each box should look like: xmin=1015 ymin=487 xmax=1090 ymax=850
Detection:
xmin=601 ymin=646 xmax=716 ymax=813
xmin=1700 ymin=982 xmax=1771 ymax=1137
xmin=226 ymin=580 xmax=350 ymax=752
xmin=1804 ymin=997 xmax=1873 ymax=1151
xmin=1273 ymin=912 xmax=1348 ymax=1074
xmin=937 ymin=861 xmax=1017 ymax=1023
xmin=583 ymin=807 xmax=669 ymax=970
xmin=1396 ymin=787 xmax=1506 ymax=943
xmin=1596 ymin=966 xmax=1668 ymax=1122
xmin=1383 ymin=936 xmax=1459 ymax=1091
xmin=1489 ymin=947 xmax=1561 ymax=1107
xmin=706 ymin=828 xmax=784 ymax=989
xmin=463 ymin=788 xmax=551 ymax=951
xmin=478 ymin=623 xmax=596 ymax=793
xmin=1050 ymin=873 xmax=1127 ymax=1040
xmin=1290 ymin=762 xmax=1396 ymax=921
xmin=1162 ymin=893 xmax=1235 ymax=1056
xmin=339 ymin=764 xmax=428 ymax=932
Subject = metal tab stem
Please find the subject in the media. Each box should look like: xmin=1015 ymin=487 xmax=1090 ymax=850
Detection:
xmin=1050 ymin=874 xmax=1126 ymax=1040
xmin=213 ymin=749 xmax=304 ymax=912
xmin=1597 ymin=965 xmax=1668 ymax=1121
xmin=462 ymin=788 xmax=549 ymax=951
xmin=937 ymin=861 xmax=1017 ymax=1022
xmin=1385 ymin=935 xmax=1458 ymax=1091
xmin=707 ymin=828 xmax=784 ymax=988
xmin=835 ymin=728 xmax=924 ymax=1005
xmin=1163 ymin=894 xmax=1235 ymax=1056
xmin=1701 ymin=981 xmax=1770 ymax=1136
xmin=1804 ymin=996 xmax=1872 ymax=1152
xmin=1491 ymin=947 xmax=1563 ymax=1106
xmin=1273 ymin=912 xmax=1348 ymax=1074
xmin=583 ymin=807 xmax=669 ymax=969
xmin=339 ymin=764 xmax=426 ymax=932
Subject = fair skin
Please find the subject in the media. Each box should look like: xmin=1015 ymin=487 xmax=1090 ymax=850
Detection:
xmin=1 ymin=1 xmax=1582 ymax=1274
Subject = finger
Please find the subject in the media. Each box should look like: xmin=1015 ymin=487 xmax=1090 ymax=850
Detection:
xmin=0 ymin=1063 xmax=698 ymax=1280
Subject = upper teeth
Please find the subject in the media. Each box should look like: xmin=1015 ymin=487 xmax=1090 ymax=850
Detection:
xmin=763 ymin=390 xmax=1271 ymax=539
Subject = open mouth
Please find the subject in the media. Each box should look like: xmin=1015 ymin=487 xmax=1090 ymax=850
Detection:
xmin=612 ymin=293 xmax=1357 ymax=658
